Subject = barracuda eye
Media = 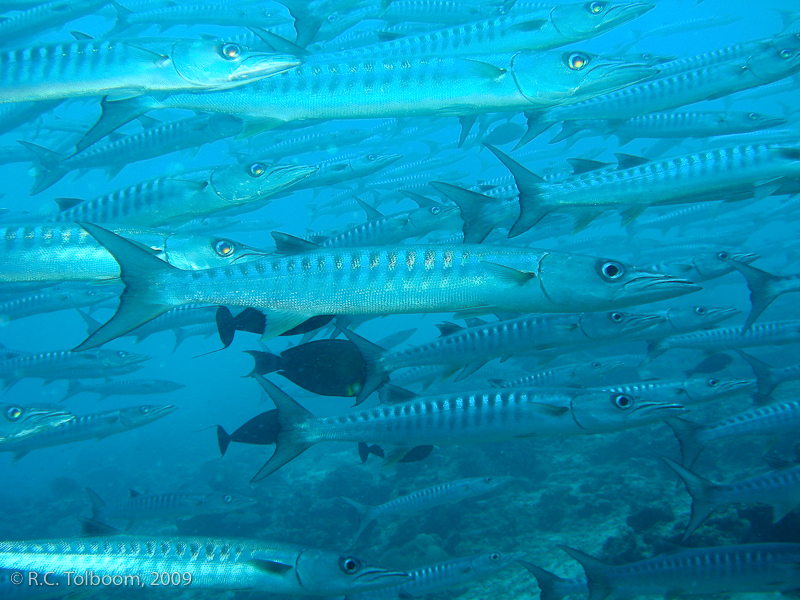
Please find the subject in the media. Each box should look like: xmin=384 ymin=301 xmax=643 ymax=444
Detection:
xmin=483 ymin=476 xmax=493 ymax=483
xmin=587 ymin=1 xmax=606 ymax=13
xmin=249 ymin=162 xmax=267 ymax=178
xmin=220 ymin=43 xmax=242 ymax=60
xmin=609 ymin=312 xmax=625 ymax=323
xmin=717 ymin=251 xmax=729 ymax=260
xmin=695 ymin=307 xmax=707 ymax=315
xmin=592 ymin=362 xmax=601 ymax=369
xmin=140 ymin=406 xmax=151 ymax=414
xmin=748 ymin=112 xmax=760 ymax=120
xmin=5 ymin=406 xmax=22 ymax=421
xmin=366 ymin=154 xmax=377 ymax=161
xmin=779 ymin=48 xmax=793 ymax=60
xmin=613 ymin=394 xmax=633 ymax=409
xmin=566 ymin=52 xmax=590 ymax=70
xmin=708 ymin=379 xmax=719 ymax=387
xmin=430 ymin=206 xmax=442 ymax=215
xmin=599 ymin=260 xmax=625 ymax=280
xmin=340 ymin=557 xmax=362 ymax=574
xmin=215 ymin=239 xmax=235 ymax=257
xmin=491 ymin=553 xmax=501 ymax=561
xmin=327 ymin=12 xmax=338 ymax=23
xmin=117 ymin=351 xmax=127 ymax=358
xmin=641 ymin=53 xmax=652 ymax=61
xmin=223 ymin=495 xmax=233 ymax=503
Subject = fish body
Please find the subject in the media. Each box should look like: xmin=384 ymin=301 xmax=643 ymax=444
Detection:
xmin=494 ymin=359 xmax=624 ymax=389
xmin=0 ymin=223 xmax=268 ymax=284
xmin=52 ymin=162 xmax=317 ymax=226
xmin=645 ymin=251 xmax=759 ymax=283
xmin=0 ymin=405 xmax=176 ymax=460
xmin=594 ymin=377 xmax=752 ymax=405
xmin=342 ymin=476 xmax=512 ymax=539
xmin=0 ymin=38 xmax=302 ymax=103
xmin=0 ymin=286 xmax=116 ymax=324
xmin=251 ymin=376 xmax=685 ymax=481
xmin=0 ymin=404 xmax=73 ymax=444
xmin=75 ymin=223 xmax=699 ymax=350
xmin=61 ymin=379 xmax=185 ymax=402
xmin=0 ymin=0 xmax=108 ymax=46
xmin=111 ymin=2 xmax=291 ymax=32
xmin=0 ymin=535 xmax=409 ymax=595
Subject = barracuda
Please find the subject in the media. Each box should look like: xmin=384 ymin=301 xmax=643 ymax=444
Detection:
xmin=0 ymin=286 xmax=116 ymax=324
xmin=486 ymin=141 xmax=800 ymax=236
xmin=0 ymin=38 xmax=302 ymax=103
xmin=644 ymin=251 xmax=759 ymax=283
xmin=519 ymin=31 xmax=800 ymax=146
xmin=73 ymin=223 xmax=699 ymax=351
xmin=666 ymin=399 xmax=800 ymax=468
xmin=50 ymin=162 xmax=317 ymax=226
xmin=341 ymin=310 xmax=665 ymax=404
xmin=348 ymin=551 xmax=526 ymax=600
xmin=493 ymin=359 xmax=624 ymax=389
xmin=76 ymin=46 xmax=656 ymax=150
xmin=0 ymin=223 xmax=270 ymax=284
xmin=62 ymin=379 xmax=185 ymax=402
xmin=251 ymin=376 xmax=685 ymax=481
xmin=0 ymin=0 xmax=107 ymax=46
xmin=110 ymin=2 xmax=292 ymax=33
xmin=0 ymin=349 xmax=150 ymax=390
xmin=342 ymin=476 xmax=512 ymax=540
xmin=0 ymin=405 xmax=176 ymax=461
xmin=722 ymin=257 xmax=800 ymax=331
xmin=0 ymin=536 xmax=409 ymax=595
xmin=593 ymin=377 xmax=753 ymax=405
xmin=0 ymin=404 xmax=73 ymax=444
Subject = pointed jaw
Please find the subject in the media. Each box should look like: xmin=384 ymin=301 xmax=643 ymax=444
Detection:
xmin=616 ymin=273 xmax=701 ymax=304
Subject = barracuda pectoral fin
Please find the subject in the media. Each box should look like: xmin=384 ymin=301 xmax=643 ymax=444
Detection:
xmin=73 ymin=223 xmax=182 ymax=351
xmin=458 ymin=58 xmax=508 ymax=80
xmin=752 ymin=177 xmax=786 ymax=201
xmin=246 ymin=559 xmax=295 ymax=575
xmin=378 ymin=385 xmax=417 ymax=404
xmin=567 ymin=158 xmax=612 ymax=175
xmin=482 ymin=262 xmax=536 ymax=285
xmin=510 ymin=19 xmax=548 ymax=32
xmin=454 ymin=360 xmax=489 ymax=381
xmin=619 ymin=206 xmax=647 ymax=227
xmin=614 ymin=153 xmax=649 ymax=169
xmin=12 ymin=451 xmax=29 ymax=462
xmin=517 ymin=112 xmax=555 ymax=150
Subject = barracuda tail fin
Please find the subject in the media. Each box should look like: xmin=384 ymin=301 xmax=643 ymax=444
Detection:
xmin=16 ymin=141 xmax=68 ymax=195
xmin=722 ymin=258 xmax=784 ymax=332
xmin=216 ymin=426 xmax=232 ymax=457
xmin=430 ymin=181 xmax=501 ymax=244
xmin=520 ymin=561 xmax=574 ymax=600
xmin=735 ymin=350 xmax=778 ymax=404
xmin=660 ymin=457 xmax=719 ymax=541
xmin=336 ymin=326 xmax=389 ymax=406
xmin=250 ymin=375 xmax=314 ymax=482
xmin=340 ymin=497 xmax=376 ymax=541
xmin=484 ymin=144 xmax=550 ymax=238
xmin=664 ymin=417 xmax=706 ymax=470
xmin=557 ymin=546 xmax=614 ymax=600
xmin=73 ymin=223 xmax=181 ymax=351
xmin=61 ymin=380 xmax=84 ymax=402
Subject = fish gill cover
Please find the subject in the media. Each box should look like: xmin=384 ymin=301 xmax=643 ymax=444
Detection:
xmin=0 ymin=0 xmax=799 ymax=599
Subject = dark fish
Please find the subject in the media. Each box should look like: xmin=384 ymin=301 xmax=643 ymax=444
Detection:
xmin=357 ymin=442 xmax=434 ymax=464
xmin=683 ymin=353 xmax=734 ymax=377
xmin=216 ymin=410 xmax=278 ymax=456
xmin=244 ymin=340 xmax=365 ymax=397
xmin=215 ymin=307 xmax=335 ymax=349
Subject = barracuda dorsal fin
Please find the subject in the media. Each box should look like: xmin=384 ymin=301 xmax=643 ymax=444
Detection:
xmin=129 ymin=489 xmax=141 ymax=498
xmin=73 ymin=223 xmax=181 ymax=351
xmin=246 ymin=559 xmax=294 ymax=575
xmin=270 ymin=231 xmax=320 ymax=254
xmin=436 ymin=321 xmax=464 ymax=337
xmin=248 ymin=27 xmax=310 ymax=56
xmin=355 ymin=197 xmax=383 ymax=220
xmin=378 ymin=385 xmax=418 ymax=404
xmin=567 ymin=158 xmax=612 ymax=175
xmin=336 ymin=326 xmax=388 ymax=406
xmin=614 ymin=153 xmax=649 ymax=170
xmin=430 ymin=181 xmax=499 ymax=244
xmin=516 ymin=111 xmax=555 ymax=150
xmin=55 ymin=197 xmax=85 ymax=211
xmin=454 ymin=360 xmax=488 ymax=381
xmin=557 ymin=546 xmax=614 ymax=600
xmin=250 ymin=376 xmax=313 ymax=482
xmin=482 ymin=262 xmax=536 ymax=285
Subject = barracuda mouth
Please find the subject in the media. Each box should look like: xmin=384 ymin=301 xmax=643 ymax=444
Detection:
xmin=633 ymin=402 xmax=687 ymax=419
xmin=230 ymin=54 xmax=302 ymax=81
xmin=352 ymin=568 xmax=412 ymax=591
xmin=622 ymin=314 xmax=664 ymax=332
xmin=608 ymin=1 xmax=655 ymax=21
xmin=617 ymin=274 xmax=700 ymax=298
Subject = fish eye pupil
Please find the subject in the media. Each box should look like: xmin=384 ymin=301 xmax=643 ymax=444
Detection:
xmin=717 ymin=251 xmax=728 ymax=259
xmin=615 ymin=394 xmax=631 ymax=408
xmin=141 ymin=407 xmax=149 ymax=414
xmin=367 ymin=154 xmax=376 ymax=161
xmin=592 ymin=362 xmax=600 ymax=368
xmin=221 ymin=43 xmax=241 ymax=59
xmin=748 ymin=112 xmax=758 ymax=120
xmin=611 ymin=312 xmax=623 ymax=322
xmin=589 ymin=1 xmax=604 ymax=13
xmin=601 ymin=261 xmax=623 ymax=279
xmin=431 ymin=206 xmax=441 ymax=214
xmin=249 ymin=163 xmax=266 ymax=177
xmin=224 ymin=495 xmax=232 ymax=503
xmin=6 ymin=407 xmax=22 ymax=420
xmin=341 ymin=558 xmax=359 ymax=573
xmin=568 ymin=53 xmax=588 ymax=70
xmin=215 ymin=240 xmax=234 ymax=256
xmin=709 ymin=379 xmax=718 ymax=387
xmin=118 ymin=351 xmax=126 ymax=357
xmin=695 ymin=307 xmax=706 ymax=315
xmin=780 ymin=48 xmax=792 ymax=59
xmin=491 ymin=553 xmax=500 ymax=561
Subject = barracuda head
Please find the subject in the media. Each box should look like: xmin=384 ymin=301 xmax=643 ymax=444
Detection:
xmin=0 ymin=404 xmax=74 ymax=444
xmin=90 ymin=349 xmax=151 ymax=368
xmin=681 ymin=377 xmax=754 ymax=403
xmin=537 ymin=253 xmax=701 ymax=310
xmin=201 ymin=492 xmax=259 ymax=512
xmin=293 ymin=549 xmax=410 ymax=594
xmin=210 ymin=162 xmax=318 ymax=204
xmin=578 ymin=310 xmax=664 ymax=338
xmin=718 ymin=110 xmax=787 ymax=133
xmin=348 ymin=153 xmax=402 ymax=176
xmin=118 ymin=405 xmax=178 ymax=428
xmin=550 ymin=0 xmax=654 ymax=39
xmin=471 ymin=551 xmax=527 ymax=577
xmin=408 ymin=203 xmax=461 ymax=232
xmin=571 ymin=390 xmax=686 ymax=432
xmin=511 ymin=50 xmax=657 ymax=106
xmin=162 ymin=233 xmax=270 ymax=270
xmin=691 ymin=250 xmax=759 ymax=280
xmin=747 ymin=32 xmax=800 ymax=81
xmin=662 ymin=306 xmax=740 ymax=331
xmin=170 ymin=40 xmax=302 ymax=89
xmin=575 ymin=359 xmax=626 ymax=379
xmin=463 ymin=475 xmax=515 ymax=495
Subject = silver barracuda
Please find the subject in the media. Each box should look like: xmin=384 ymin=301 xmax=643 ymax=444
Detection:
xmin=0 ymin=99 xmax=61 ymax=137
xmin=0 ymin=223 xmax=270 ymax=284
xmin=50 ymin=162 xmax=317 ymax=225
xmin=72 ymin=224 xmax=699 ymax=351
xmin=342 ymin=476 xmax=512 ymax=540
xmin=485 ymin=142 xmax=800 ymax=236
xmin=0 ymin=405 xmax=177 ymax=461
xmin=492 ymin=359 xmax=624 ymax=389
xmin=0 ymin=38 xmax=302 ymax=103
xmin=664 ymin=457 xmax=800 ymax=541
xmin=348 ymin=551 xmax=526 ymax=600
xmin=62 ymin=379 xmax=185 ymax=402
xmin=21 ymin=114 xmax=245 ymax=194
xmin=340 ymin=310 xmax=665 ymax=404
xmin=0 ymin=349 xmax=150 ymax=390
xmin=558 ymin=543 xmax=800 ymax=600
xmin=644 ymin=250 xmax=759 ymax=283
xmin=110 ymin=2 xmax=292 ymax=34
xmin=0 ymin=535 xmax=409 ymax=595
xmin=593 ymin=377 xmax=752 ymax=405
xmin=666 ymin=399 xmax=800 ymax=469
xmin=0 ymin=0 xmax=108 ymax=46
xmin=84 ymin=488 xmax=257 ymax=527
xmin=0 ymin=286 xmax=117 ymax=324
xmin=0 ymin=404 xmax=73 ymax=444
xmin=271 ymin=153 xmax=403 ymax=197
xmin=250 ymin=376 xmax=685 ymax=481
xmin=76 ymin=47 xmax=656 ymax=150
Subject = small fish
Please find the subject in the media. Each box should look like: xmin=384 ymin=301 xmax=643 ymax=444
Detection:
xmin=61 ymin=379 xmax=185 ymax=402
xmin=342 ymin=476 xmax=512 ymax=540
xmin=216 ymin=411 xmax=279 ymax=457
